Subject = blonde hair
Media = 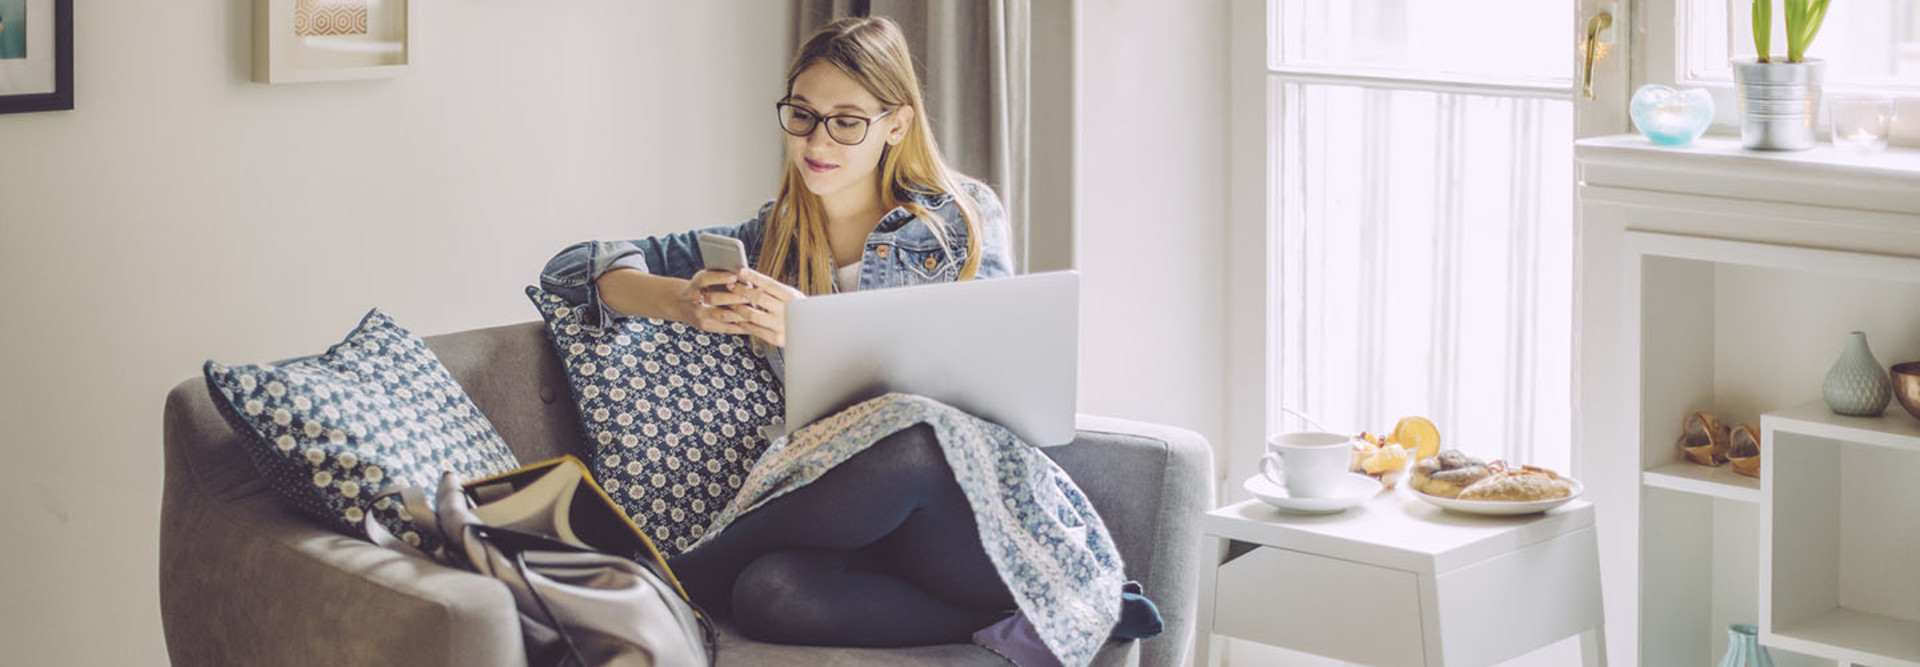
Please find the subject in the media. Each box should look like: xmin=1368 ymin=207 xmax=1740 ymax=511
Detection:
xmin=757 ymin=16 xmax=983 ymax=296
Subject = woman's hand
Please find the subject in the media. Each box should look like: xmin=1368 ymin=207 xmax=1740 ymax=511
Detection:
xmin=674 ymin=269 xmax=751 ymax=335
xmin=716 ymin=268 xmax=806 ymax=348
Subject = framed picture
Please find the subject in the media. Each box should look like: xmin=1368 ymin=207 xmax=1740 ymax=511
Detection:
xmin=254 ymin=0 xmax=411 ymax=83
xmin=0 ymin=0 xmax=74 ymax=114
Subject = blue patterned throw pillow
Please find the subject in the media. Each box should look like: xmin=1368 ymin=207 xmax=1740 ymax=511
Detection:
xmin=526 ymin=286 xmax=783 ymax=555
xmin=203 ymin=309 xmax=521 ymax=549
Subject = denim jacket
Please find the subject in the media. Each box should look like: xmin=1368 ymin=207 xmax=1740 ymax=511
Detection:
xmin=539 ymin=178 xmax=1013 ymax=379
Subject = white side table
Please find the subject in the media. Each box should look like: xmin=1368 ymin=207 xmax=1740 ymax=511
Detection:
xmin=1194 ymin=486 xmax=1606 ymax=667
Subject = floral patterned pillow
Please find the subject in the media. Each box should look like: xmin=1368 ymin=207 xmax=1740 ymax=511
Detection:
xmin=526 ymin=286 xmax=783 ymax=555
xmin=203 ymin=309 xmax=520 ymax=549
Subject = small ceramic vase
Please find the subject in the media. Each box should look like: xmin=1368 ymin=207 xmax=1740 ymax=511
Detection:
xmin=1823 ymin=331 xmax=1892 ymax=416
xmin=1717 ymin=623 xmax=1774 ymax=667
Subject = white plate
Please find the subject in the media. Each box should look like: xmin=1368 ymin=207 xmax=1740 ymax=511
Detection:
xmin=1413 ymin=478 xmax=1584 ymax=515
xmin=1243 ymin=473 xmax=1382 ymax=514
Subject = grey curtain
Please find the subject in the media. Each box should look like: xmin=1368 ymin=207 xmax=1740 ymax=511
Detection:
xmin=794 ymin=0 xmax=1032 ymax=272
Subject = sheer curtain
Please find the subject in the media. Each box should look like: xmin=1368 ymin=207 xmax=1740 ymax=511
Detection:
xmin=1270 ymin=0 xmax=1575 ymax=472
xmin=793 ymin=0 xmax=1031 ymax=271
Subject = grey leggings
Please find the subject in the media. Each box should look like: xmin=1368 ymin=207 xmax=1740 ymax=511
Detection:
xmin=666 ymin=423 xmax=1018 ymax=646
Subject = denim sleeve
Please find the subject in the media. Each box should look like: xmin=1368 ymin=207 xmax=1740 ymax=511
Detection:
xmin=964 ymin=180 xmax=1016 ymax=279
xmin=538 ymin=207 xmax=768 ymax=331
xmin=538 ymin=240 xmax=652 ymax=330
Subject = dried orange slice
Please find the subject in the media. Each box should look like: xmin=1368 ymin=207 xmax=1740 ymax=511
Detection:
xmin=1389 ymin=416 xmax=1442 ymax=461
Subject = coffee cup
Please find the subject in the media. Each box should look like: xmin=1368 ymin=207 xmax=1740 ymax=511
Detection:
xmin=1260 ymin=432 xmax=1354 ymax=498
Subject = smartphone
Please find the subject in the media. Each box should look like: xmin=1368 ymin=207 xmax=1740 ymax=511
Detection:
xmin=698 ymin=232 xmax=749 ymax=272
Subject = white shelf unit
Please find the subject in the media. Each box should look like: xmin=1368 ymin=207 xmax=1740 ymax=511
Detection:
xmin=1762 ymin=401 xmax=1920 ymax=667
xmin=1577 ymin=135 xmax=1920 ymax=667
xmin=1619 ymin=231 xmax=1920 ymax=667
xmin=1641 ymin=461 xmax=1761 ymax=504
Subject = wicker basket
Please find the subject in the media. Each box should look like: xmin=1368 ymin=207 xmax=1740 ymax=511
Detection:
xmin=1678 ymin=411 xmax=1730 ymax=466
xmin=1728 ymin=423 xmax=1761 ymax=478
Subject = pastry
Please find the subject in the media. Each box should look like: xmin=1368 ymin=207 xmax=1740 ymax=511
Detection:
xmin=1411 ymin=449 xmax=1492 ymax=499
xmin=1457 ymin=470 xmax=1575 ymax=502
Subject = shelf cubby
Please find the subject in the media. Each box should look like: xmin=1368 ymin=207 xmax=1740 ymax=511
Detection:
xmin=1763 ymin=402 xmax=1920 ymax=667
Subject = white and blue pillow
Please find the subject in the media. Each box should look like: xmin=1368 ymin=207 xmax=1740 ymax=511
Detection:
xmin=203 ymin=309 xmax=520 ymax=549
xmin=526 ymin=286 xmax=783 ymax=555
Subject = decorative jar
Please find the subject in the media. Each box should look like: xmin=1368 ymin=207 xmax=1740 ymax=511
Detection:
xmin=1823 ymin=331 xmax=1892 ymax=416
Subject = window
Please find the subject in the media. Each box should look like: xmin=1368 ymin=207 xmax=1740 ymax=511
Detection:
xmin=1684 ymin=0 xmax=1920 ymax=86
xmin=1651 ymin=0 xmax=1920 ymax=140
xmin=1268 ymin=0 xmax=1576 ymax=472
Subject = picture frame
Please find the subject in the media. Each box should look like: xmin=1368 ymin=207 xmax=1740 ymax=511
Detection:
xmin=0 ymin=0 xmax=74 ymax=115
xmin=254 ymin=0 xmax=411 ymax=84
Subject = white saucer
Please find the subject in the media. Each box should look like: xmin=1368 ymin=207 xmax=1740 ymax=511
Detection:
xmin=1243 ymin=473 xmax=1382 ymax=514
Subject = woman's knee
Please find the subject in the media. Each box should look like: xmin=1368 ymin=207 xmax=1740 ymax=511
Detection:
xmin=730 ymin=550 xmax=836 ymax=644
xmin=848 ymin=423 xmax=947 ymax=480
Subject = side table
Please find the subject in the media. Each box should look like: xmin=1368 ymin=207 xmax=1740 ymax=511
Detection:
xmin=1194 ymin=486 xmax=1606 ymax=666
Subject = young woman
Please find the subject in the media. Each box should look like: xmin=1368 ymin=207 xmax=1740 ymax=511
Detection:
xmin=541 ymin=17 xmax=1155 ymax=665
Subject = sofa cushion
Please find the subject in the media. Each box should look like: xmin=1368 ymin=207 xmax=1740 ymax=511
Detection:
xmin=202 ymin=309 xmax=521 ymax=549
xmin=526 ymin=286 xmax=783 ymax=556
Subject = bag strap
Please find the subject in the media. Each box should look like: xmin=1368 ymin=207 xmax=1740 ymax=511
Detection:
xmin=500 ymin=535 xmax=590 ymax=667
xmin=365 ymin=484 xmax=446 ymax=562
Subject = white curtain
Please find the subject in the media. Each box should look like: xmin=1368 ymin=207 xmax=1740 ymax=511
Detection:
xmin=794 ymin=0 xmax=1031 ymax=271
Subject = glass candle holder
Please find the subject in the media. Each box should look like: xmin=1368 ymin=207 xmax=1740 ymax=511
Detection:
xmin=1830 ymin=96 xmax=1894 ymax=152
xmin=1630 ymin=84 xmax=1715 ymax=146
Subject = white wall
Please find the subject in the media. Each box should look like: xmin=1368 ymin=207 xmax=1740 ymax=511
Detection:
xmin=0 ymin=2 xmax=788 ymax=664
xmin=1074 ymin=0 xmax=1231 ymax=459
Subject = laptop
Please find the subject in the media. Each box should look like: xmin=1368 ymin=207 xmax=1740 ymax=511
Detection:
xmin=781 ymin=270 xmax=1078 ymax=447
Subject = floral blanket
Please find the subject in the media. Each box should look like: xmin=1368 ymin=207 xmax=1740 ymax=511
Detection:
xmin=688 ymin=393 xmax=1122 ymax=667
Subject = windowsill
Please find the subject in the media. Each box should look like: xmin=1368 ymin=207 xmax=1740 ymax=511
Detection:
xmin=1579 ymin=133 xmax=1920 ymax=178
xmin=1575 ymin=134 xmax=1920 ymax=215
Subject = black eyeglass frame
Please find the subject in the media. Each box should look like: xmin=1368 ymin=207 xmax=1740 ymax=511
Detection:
xmin=775 ymin=101 xmax=896 ymax=146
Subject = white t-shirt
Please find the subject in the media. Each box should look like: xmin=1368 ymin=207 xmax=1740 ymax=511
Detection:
xmin=835 ymin=262 xmax=861 ymax=293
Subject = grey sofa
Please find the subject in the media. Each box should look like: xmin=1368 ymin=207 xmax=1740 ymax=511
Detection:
xmin=160 ymin=320 xmax=1214 ymax=666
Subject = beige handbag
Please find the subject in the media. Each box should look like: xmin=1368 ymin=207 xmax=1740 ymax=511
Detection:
xmin=370 ymin=457 xmax=714 ymax=667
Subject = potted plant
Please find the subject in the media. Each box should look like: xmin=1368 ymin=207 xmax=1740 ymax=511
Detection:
xmin=1733 ymin=0 xmax=1829 ymax=150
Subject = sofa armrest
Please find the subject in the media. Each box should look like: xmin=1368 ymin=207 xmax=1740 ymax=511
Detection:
xmin=160 ymin=380 xmax=525 ymax=667
xmin=1045 ymin=415 xmax=1215 ymax=667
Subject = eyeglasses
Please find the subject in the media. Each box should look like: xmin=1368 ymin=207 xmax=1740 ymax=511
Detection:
xmin=776 ymin=102 xmax=894 ymax=146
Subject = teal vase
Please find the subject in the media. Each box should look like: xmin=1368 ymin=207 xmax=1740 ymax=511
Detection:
xmin=1823 ymin=331 xmax=1892 ymax=416
xmin=1718 ymin=624 xmax=1774 ymax=667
